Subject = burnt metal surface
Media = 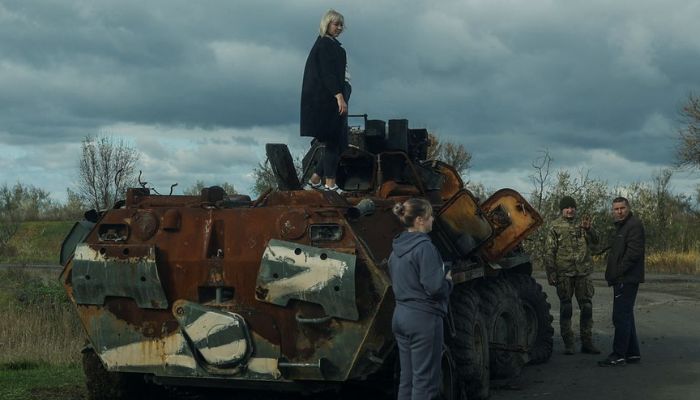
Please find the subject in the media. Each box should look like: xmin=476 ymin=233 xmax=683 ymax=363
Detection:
xmin=437 ymin=189 xmax=494 ymax=256
xmin=427 ymin=160 xmax=464 ymax=201
xmin=79 ymin=302 xmax=199 ymax=376
xmin=132 ymin=211 xmax=159 ymax=241
xmin=347 ymin=200 xmax=403 ymax=266
xmin=277 ymin=210 xmax=309 ymax=240
xmin=256 ymin=239 xmax=359 ymax=321
xmin=480 ymin=188 xmax=543 ymax=262
xmin=173 ymin=300 xmax=252 ymax=368
xmin=66 ymin=192 xmax=384 ymax=381
xmin=72 ymin=243 xmax=168 ymax=309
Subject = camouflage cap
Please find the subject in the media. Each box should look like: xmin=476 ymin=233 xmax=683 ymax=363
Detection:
xmin=559 ymin=196 xmax=576 ymax=210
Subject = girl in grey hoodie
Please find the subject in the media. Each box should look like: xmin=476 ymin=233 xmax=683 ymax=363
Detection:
xmin=389 ymin=198 xmax=453 ymax=400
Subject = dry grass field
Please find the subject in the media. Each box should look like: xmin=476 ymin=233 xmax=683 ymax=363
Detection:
xmin=645 ymin=249 xmax=700 ymax=274
xmin=0 ymin=268 xmax=85 ymax=399
xmin=0 ymin=268 xmax=83 ymax=365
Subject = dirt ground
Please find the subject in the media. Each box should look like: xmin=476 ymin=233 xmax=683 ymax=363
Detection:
xmin=489 ymin=272 xmax=700 ymax=400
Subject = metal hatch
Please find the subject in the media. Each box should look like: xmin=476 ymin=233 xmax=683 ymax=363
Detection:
xmin=436 ymin=189 xmax=494 ymax=256
xmin=480 ymin=188 xmax=543 ymax=261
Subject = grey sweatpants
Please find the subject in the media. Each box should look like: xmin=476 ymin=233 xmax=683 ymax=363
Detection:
xmin=392 ymin=304 xmax=444 ymax=400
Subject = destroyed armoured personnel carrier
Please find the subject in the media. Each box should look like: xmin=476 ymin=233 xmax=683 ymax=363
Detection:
xmin=60 ymin=115 xmax=553 ymax=400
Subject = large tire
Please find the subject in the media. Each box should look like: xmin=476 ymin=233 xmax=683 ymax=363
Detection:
xmin=476 ymin=278 xmax=527 ymax=379
xmin=450 ymin=285 xmax=490 ymax=400
xmin=439 ymin=345 xmax=469 ymax=400
xmin=82 ymin=348 xmax=147 ymax=400
xmin=506 ymin=273 xmax=554 ymax=364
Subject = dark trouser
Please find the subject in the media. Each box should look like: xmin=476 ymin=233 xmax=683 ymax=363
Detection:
xmin=314 ymin=138 xmax=341 ymax=180
xmin=556 ymin=275 xmax=595 ymax=345
xmin=612 ymin=282 xmax=640 ymax=358
xmin=314 ymin=90 xmax=349 ymax=181
xmin=392 ymin=304 xmax=443 ymax=400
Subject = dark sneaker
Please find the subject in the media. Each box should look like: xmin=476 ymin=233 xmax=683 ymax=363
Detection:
xmin=626 ymin=355 xmax=641 ymax=364
xmin=598 ymin=355 xmax=626 ymax=367
xmin=581 ymin=343 xmax=602 ymax=354
xmin=303 ymin=180 xmax=323 ymax=191
xmin=324 ymin=185 xmax=345 ymax=195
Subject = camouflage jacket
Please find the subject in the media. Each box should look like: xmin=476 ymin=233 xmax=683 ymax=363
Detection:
xmin=546 ymin=216 xmax=599 ymax=278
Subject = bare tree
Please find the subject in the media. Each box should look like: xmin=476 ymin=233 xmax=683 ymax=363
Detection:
xmin=427 ymin=133 xmax=472 ymax=176
xmin=251 ymin=160 xmax=277 ymax=197
xmin=677 ymin=93 xmax=700 ymax=169
xmin=529 ymin=150 xmax=553 ymax=211
xmin=78 ymin=135 xmax=140 ymax=210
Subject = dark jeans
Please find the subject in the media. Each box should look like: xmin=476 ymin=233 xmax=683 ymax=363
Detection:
xmin=314 ymin=139 xmax=341 ymax=180
xmin=392 ymin=304 xmax=443 ymax=400
xmin=612 ymin=282 xmax=640 ymax=358
xmin=313 ymin=104 xmax=348 ymax=181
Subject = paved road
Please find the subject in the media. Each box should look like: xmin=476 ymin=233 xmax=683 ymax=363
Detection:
xmin=491 ymin=273 xmax=700 ymax=400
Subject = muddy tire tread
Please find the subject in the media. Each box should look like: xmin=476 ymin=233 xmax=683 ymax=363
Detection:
xmin=450 ymin=284 xmax=490 ymax=400
xmin=476 ymin=278 xmax=527 ymax=379
xmin=506 ymin=273 xmax=554 ymax=364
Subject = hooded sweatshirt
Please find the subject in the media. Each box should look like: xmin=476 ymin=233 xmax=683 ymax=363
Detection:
xmin=388 ymin=231 xmax=453 ymax=317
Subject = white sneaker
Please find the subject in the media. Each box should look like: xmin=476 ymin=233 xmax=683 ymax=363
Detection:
xmin=324 ymin=185 xmax=345 ymax=194
xmin=303 ymin=180 xmax=323 ymax=191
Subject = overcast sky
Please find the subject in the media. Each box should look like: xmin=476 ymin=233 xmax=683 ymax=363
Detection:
xmin=1 ymin=0 xmax=699 ymax=202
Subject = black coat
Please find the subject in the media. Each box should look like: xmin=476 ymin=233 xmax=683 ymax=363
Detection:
xmin=300 ymin=36 xmax=346 ymax=142
xmin=605 ymin=212 xmax=645 ymax=285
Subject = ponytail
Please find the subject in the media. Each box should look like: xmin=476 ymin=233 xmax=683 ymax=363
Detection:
xmin=392 ymin=198 xmax=432 ymax=228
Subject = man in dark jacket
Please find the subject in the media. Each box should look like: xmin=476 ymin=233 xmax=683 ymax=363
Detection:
xmin=599 ymin=196 xmax=645 ymax=367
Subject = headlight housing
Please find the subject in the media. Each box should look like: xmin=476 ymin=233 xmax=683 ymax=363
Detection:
xmin=309 ymin=224 xmax=344 ymax=242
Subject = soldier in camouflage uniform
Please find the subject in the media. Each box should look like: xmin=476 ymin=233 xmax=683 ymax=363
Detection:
xmin=546 ymin=196 xmax=601 ymax=355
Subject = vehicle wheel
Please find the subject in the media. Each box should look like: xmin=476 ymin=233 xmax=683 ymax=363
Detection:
xmin=438 ymin=345 xmax=467 ymax=400
xmin=82 ymin=348 xmax=146 ymax=400
xmin=506 ymin=272 xmax=554 ymax=364
xmin=476 ymin=278 xmax=527 ymax=379
xmin=450 ymin=284 xmax=490 ymax=400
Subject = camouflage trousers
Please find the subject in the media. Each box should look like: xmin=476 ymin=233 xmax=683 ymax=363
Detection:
xmin=555 ymin=275 xmax=595 ymax=345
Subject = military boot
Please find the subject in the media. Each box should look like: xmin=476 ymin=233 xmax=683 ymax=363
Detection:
xmin=560 ymin=312 xmax=575 ymax=355
xmin=581 ymin=340 xmax=601 ymax=354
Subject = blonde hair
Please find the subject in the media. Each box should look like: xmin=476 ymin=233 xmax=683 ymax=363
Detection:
xmin=393 ymin=198 xmax=433 ymax=228
xmin=319 ymin=9 xmax=344 ymax=37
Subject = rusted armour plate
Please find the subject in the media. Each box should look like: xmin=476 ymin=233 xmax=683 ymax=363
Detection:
xmin=132 ymin=211 xmax=159 ymax=241
xmin=277 ymin=210 xmax=308 ymax=240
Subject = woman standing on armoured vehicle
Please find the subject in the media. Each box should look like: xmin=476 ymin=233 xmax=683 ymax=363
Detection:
xmin=389 ymin=198 xmax=453 ymax=400
xmin=300 ymin=9 xmax=350 ymax=194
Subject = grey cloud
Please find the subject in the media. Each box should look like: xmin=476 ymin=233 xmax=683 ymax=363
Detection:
xmin=231 ymin=136 xmax=259 ymax=147
xmin=1 ymin=0 xmax=699 ymax=201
